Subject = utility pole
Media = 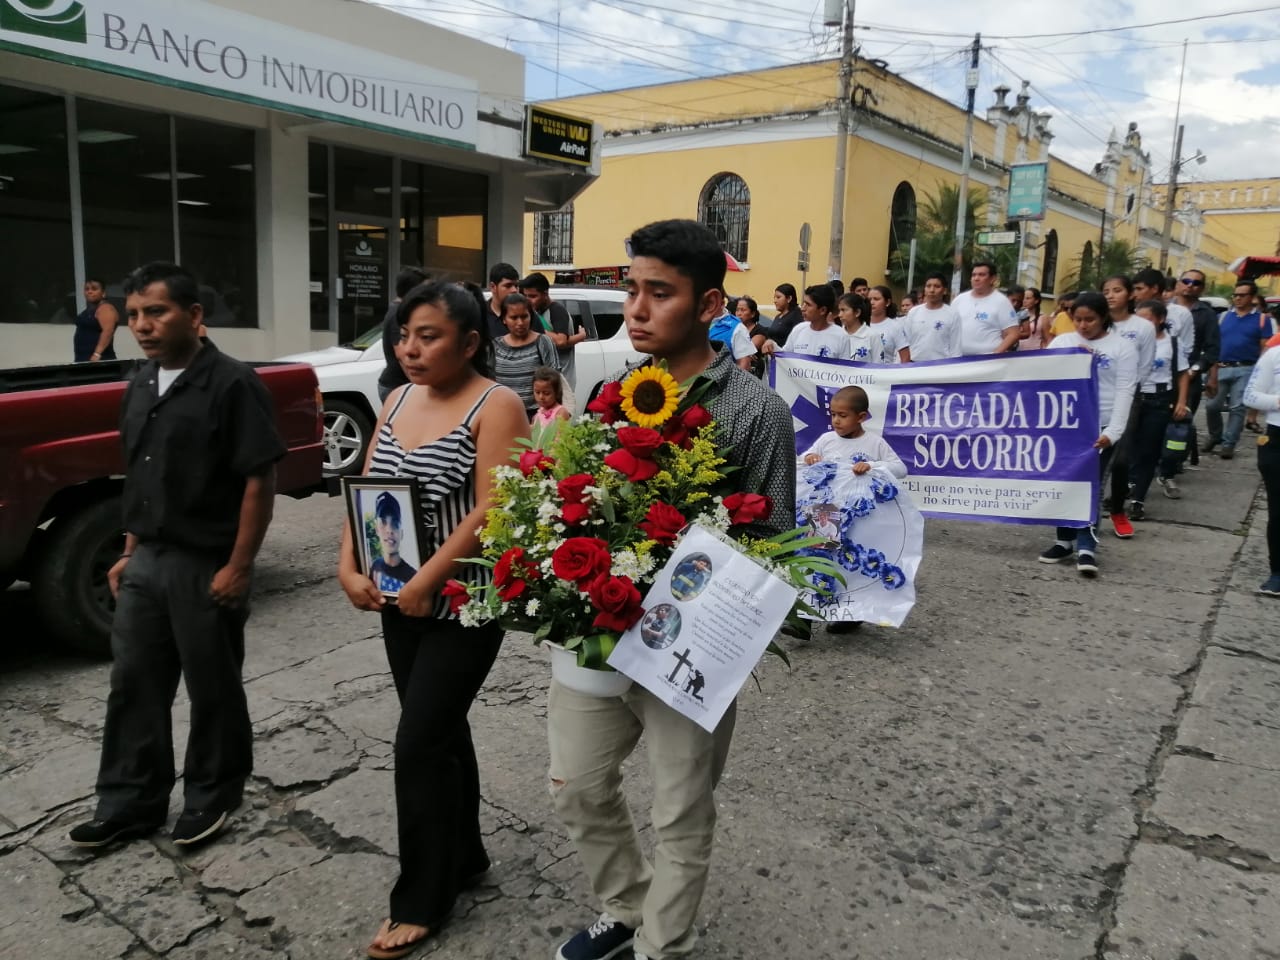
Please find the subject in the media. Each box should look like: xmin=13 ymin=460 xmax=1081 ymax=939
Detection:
xmin=1159 ymin=40 xmax=1188 ymax=273
xmin=951 ymin=33 xmax=981 ymax=297
xmin=826 ymin=0 xmax=856 ymax=282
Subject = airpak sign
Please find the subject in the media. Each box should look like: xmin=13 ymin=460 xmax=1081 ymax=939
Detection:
xmin=524 ymin=105 xmax=594 ymax=167
xmin=0 ymin=0 xmax=478 ymax=148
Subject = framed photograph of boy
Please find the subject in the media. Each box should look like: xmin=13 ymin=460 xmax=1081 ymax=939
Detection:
xmin=341 ymin=477 xmax=426 ymax=601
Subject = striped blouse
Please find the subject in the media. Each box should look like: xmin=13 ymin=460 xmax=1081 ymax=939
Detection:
xmin=366 ymin=384 xmax=499 ymax=619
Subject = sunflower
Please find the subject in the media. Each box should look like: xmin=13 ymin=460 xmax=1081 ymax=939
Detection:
xmin=620 ymin=367 xmax=681 ymax=428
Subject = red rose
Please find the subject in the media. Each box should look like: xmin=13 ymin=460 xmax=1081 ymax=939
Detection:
xmin=557 ymin=473 xmax=594 ymax=504
xmin=723 ymin=491 xmax=773 ymax=526
xmin=551 ymin=537 xmax=612 ymax=586
xmin=441 ymin=579 xmax=470 ymax=615
xmin=604 ymin=448 xmax=660 ymax=482
xmin=588 ymin=575 xmax=644 ymax=633
xmin=681 ymin=404 xmax=713 ymax=431
xmin=493 ymin=547 xmax=538 ymax=602
xmin=561 ymin=502 xmax=591 ymax=526
xmin=640 ymin=502 xmax=685 ymax=545
xmin=616 ymin=426 xmax=664 ymax=458
xmin=661 ymin=419 xmax=691 ymax=450
xmin=587 ymin=381 xmax=624 ymax=424
xmin=518 ymin=448 xmax=554 ymax=476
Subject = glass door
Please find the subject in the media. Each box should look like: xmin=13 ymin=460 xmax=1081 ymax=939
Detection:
xmin=335 ymin=216 xmax=392 ymax=344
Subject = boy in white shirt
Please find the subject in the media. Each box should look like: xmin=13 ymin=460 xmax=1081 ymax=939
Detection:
xmin=763 ymin=284 xmax=853 ymax=361
xmin=901 ymin=272 xmax=962 ymax=362
xmin=800 ymin=385 xmax=907 ymax=478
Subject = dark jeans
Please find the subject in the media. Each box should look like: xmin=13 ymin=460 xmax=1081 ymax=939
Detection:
xmin=1058 ymin=446 xmax=1115 ymax=552
xmin=1129 ymin=393 xmax=1176 ymax=503
xmin=95 ymin=542 xmax=251 ymax=823
xmin=1109 ymin=396 xmax=1141 ymax=512
xmin=1261 ymin=425 xmax=1280 ymax=575
xmin=1184 ymin=374 xmax=1203 ymax=464
xmin=381 ymin=607 xmax=503 ymax=926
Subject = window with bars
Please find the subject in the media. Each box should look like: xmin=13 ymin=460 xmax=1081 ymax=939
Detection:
xmin=698 ymin=173 xmax=750 ymax=262
xmin=534 ymin=206 xmax=574 ymax=265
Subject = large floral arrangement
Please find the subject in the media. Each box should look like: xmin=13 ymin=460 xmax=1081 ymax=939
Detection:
xmin=445 ymin=365 xmax=840 ymax=669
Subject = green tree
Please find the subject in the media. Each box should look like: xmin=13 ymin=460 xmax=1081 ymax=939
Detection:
xmin=888 ymin=182 xmax=1017 ymax=290
xmin=1056 ymin=239 xmax=1150 ymax=292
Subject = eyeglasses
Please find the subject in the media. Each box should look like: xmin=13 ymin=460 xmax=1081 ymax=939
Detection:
xmin=1179 ymin=277 xmax=1204 ymax=286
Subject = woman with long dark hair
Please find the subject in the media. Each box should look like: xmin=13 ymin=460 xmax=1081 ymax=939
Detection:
xmin=338 ymin=281 xmax=528 ymax=959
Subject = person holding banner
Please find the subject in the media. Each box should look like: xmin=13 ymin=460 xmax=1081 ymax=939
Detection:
xmin=900 ymin=272 xmax=962 ymax=362
xmin=868 ymin=286 xmax=908 ymax=364
xmin=1125 ymin=300 xmax=1190 ymax=523
xmin=954 ymin=262 xmax=1021 ymax=356
xmin=1103 ymin=275 xmax=1157 ymax=539
xmin=1243 ymin=338 xmax=1280 ymax=596
xmin=1038 ymin=292 xmax=1137 ymax=577
xmin=762 ymin=284 xmax=853 ymax=360
xmin=837 ymin=293 xmax=874 ymax=361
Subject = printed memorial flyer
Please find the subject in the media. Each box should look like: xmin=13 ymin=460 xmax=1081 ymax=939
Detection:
xmin=772 ymin=349 xmax=1101 ymax=527
xmin=608 ymin=525 xmax=797 ymax=732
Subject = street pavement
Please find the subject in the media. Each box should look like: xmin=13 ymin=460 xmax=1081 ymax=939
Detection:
xmin=1 ymin=434 xmax=1277 ymax=959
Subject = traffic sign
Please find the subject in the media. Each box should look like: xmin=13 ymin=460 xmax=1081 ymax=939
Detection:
xmin=799 ymin=222 xmax=812 ymax=253
xmin=976 ymin=230 xmax=1018 ymax=246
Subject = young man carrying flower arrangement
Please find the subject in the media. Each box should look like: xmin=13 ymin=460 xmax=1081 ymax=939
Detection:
xmin=452 ymin=220 xmax=795 ymax=960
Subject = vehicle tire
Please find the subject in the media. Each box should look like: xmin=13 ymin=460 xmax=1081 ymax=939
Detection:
xmin=32 ymin=497 xmax=125 ymax=658
xmin=323 ymin=398 xmax=372 ymax=476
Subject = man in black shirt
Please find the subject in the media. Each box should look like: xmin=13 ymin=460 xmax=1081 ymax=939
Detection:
xmin=1174 ymin=270 xmax=1221 ymax=465
xmin=484 ymin=262 xmax=519 ymax=339
xmin=377 ymin=266 xmax=428 ymax=402
xmin=520 ymin=272 xmax=586 ymax=388
xmin=69 ymin=262 xmax=285 ymax=852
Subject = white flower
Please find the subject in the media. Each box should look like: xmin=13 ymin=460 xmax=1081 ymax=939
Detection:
xmin=711 ymin=503 xmax=732 ymax=529
xmin=458 ymin=603 xmax=483 ymax=628
xmin=494 ymin=465 xmax=522 ymax=482
xmin=610 ymin=549 xmax=656 ymax=580
xmin=553 ymin=523 xmax=566 ymax=533
xmin=525 ymin=598 xmax=541 ymax=616
xmin=513 ymin=525 xmax=527 ymax=538
xmin=537 ymin=501 xmax=559 ymax=524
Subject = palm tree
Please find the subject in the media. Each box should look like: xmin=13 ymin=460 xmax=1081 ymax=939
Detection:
xmin=888 ymin=182 xmax=1017 ymax=289
xmin=1057 ymin=239 xmax=1150 ymax=292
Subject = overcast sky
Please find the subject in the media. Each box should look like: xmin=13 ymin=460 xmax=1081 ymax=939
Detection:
xmin=371 ymin=0 xmax=1279 ymax=183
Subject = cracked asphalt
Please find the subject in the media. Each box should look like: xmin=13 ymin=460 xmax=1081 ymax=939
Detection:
xmin=2 ymin=432 xmax=1277 ymax=960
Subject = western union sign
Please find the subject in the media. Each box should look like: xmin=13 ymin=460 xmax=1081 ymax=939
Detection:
xmin=524 ymin=105 xmax=594 ymax=167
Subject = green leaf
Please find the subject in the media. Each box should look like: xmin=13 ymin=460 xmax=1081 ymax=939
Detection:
xmin=597 ymin=485 xmax=617 ymax=524
xmin=578 ymin=632 xmax=619 ymax=669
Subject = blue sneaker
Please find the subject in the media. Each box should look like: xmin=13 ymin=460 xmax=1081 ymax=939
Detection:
xmin=556 ymin=914 xmax=635 ymax=960
xmin=1259 ymin=575 xmax=1280 ymax=598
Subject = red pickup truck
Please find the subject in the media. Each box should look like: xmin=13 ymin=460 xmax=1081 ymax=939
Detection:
xmin=1 ymin=359 xmax=324 ymax=656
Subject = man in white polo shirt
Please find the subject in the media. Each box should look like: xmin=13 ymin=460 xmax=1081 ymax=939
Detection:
xmin=953 ymin=262 xmax=1021 ymax=357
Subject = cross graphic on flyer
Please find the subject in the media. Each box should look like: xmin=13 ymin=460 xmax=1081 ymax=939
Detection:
xmin=668 ymin=648 xmax=694 ymax=682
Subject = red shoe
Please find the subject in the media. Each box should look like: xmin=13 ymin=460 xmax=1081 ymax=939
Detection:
xmin=1111 ymin=513 xmax=1134 ymax=539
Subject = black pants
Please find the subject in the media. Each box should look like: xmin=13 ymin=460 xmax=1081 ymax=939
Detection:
xmin=1109 ymin=396 xmax=1142 ymax=511
xmin=1184 ymin=375 xmax=1204 ymax=465
xmin=381 ymin=607 xmax=503 ymax=927
xmin=95 ymin=542 xmax=251 ymax=823
xmin=1261 ymin=425 xmax=1280 ymax=575
xmin=1129 ymin=393 xmax=1175 ymax=503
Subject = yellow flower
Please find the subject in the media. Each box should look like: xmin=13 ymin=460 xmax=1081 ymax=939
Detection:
xmin=620 ymin=367 xmax=681 ymax=428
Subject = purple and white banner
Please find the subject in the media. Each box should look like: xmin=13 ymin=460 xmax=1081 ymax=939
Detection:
xmin=770 ymin=350 xmax=1100 ymax=527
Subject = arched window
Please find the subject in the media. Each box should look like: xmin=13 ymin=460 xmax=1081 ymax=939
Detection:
xmin=886 ymin=181 xmax=917 ymax=270
xmin=1041 ymin=229 xmax=1058 ymax=294
xmin=698 ymin=173 xmax=750 ymax=262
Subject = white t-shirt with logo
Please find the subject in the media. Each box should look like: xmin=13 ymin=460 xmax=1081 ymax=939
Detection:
xmin=786 ymin=322 xmax=854 ymax=360
xmin=953 ymin=289 xmax=1018 ymax=356
xmin=867 ymin=318 xmax=906 ymax=364
xmin=1111 ymin=316 xmax=1156 ymax=385
xmin=1143 ymin=335 xmax=1176 ymax=390
xmin=1050 ymin=331 xmax=1138 ymax=443
xmin=1163 ymin=302 xmax=1194 ymax=369
xmin=902 ymin=304 xmax=963 ymax=362
xmin=846 ymin=324 xmax=874 ymax=362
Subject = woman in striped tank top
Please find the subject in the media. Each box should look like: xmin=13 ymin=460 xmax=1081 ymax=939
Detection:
xmin=338 ymin=281 xmax=527 ymax=959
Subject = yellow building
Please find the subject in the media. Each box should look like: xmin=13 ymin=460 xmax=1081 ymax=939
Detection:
xmin=524 ymin=60 xmax=1254 ymax=300
xmin=1151 ymin=177 xmax=1280 ymax=290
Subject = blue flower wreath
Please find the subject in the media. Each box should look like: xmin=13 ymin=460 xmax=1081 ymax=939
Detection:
xmin=880 ymin=564 xmax=907 ymax=590
xmin=861 ymin=548 xmax=887 ymax=578
xmin=871 ymin=477 xmax=899 ymax=503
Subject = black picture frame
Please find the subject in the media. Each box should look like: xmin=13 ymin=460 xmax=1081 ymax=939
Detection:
xmin=341 ymin=476 xmax=427 ymax=601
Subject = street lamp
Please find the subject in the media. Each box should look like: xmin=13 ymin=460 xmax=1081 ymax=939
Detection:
xmin=1158 ymin=123 xmax=1207 ymax=271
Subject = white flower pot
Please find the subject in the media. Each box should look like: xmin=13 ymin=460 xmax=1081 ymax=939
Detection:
xmin=547 ymin=643 xmax=633 ymax=697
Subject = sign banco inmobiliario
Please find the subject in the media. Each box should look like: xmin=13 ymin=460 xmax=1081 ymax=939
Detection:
xmin=0 ymin=0 xmax=478 ymax=148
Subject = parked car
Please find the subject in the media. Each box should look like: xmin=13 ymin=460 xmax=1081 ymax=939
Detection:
xmin=281 ymin=287 xmax=640 ymax=476
xmin=0 ymin=359 xmax=325 ymax=655
xmin=1202 ymin=295 xmax=1230 ymax=315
